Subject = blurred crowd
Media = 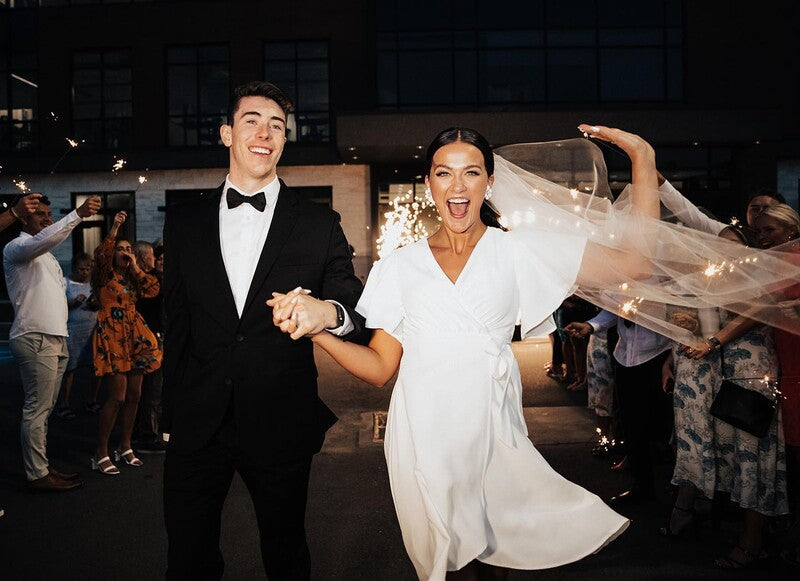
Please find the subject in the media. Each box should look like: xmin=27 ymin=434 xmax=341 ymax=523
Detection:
xmin=547 ymin=179 xmax=800 ymax=569
xmin=2 ymin=194 xmax=164 ymax=492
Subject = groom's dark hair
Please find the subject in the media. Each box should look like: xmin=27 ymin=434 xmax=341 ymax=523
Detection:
xmin=228 ymin=81 xmax=293 ymax=125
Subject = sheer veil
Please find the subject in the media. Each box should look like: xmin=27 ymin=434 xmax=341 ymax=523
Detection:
xmin=490 ymin=138 xmax=800 ymax=344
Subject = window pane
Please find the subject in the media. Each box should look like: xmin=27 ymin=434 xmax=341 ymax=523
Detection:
xmin=104 ymin=68 xmax=131 ymax=84
xmin=103 ymin=50 xmax=130 ymax=67
xmin=547 ymin=49 xmax=597 ymax=102
xmin=479 ymin=30 xmax=544 ymax=49
xmin=105 ymin=117 xmax=132 ymax=149
xmin=297 ymin=80 xmax=328 ymax=110
xmin=73 ymin=69 xmax=101 ymax=86
xmin=600 ymin=48 xmax=664 ymax=100
xmin=198 ymin=115 xmax=223 ymax=146
xmin=74 ymin=51 xmax=102 ymax=67
xmin=198 ymin=65 xmax=228 ymax=115
xmin=398 ymin=51 xmax=452 ymax=104
xmin=667 ymin=47 xmax=682 ymax=100
xmin=297 ymin=60 xmax=327 ymax=82
xmin=547 ymin=30 xmax=595 ymax=47
xmin=103 ymin=83 xmax=131 ymax=102
xmin=105 ymin=101 xmax=132 ymax=118
xmin=398 ymin=32 xmax=451 ymax=50
xmin=198 ymin=45 xmax=228 ymax=62
xmin=453 ymin=50 xmax=477 ymax=104
xmin=479 ymin=49 xmax=545 ymax=103
xmin=168 ymin=116 xmax=197 ymax=146
xmin=74 ymin=119 xmax=103 ymax=146
xmin=73 ymin=102 xmax=102 ymax=119
xmin=168 ymin=66 xmax=197 ymax=115
xmin=296 ymin=112 xmax=329 ymax=142
xmin=599 ymin=29 xmax=662 ymax=46
xmin=297 ymin=41 xmax=327 ymax=59
xmin=264 ymin=42 xmax=294 ymax=60
xmin=167 ymin=47 xmax=196 ymax=64
xmin=377 ymin=52 xmax=397 ymax=105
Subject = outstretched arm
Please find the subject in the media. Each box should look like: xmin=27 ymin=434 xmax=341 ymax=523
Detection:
xmin=268 ymin=290 xmax=400 ymax=387
xmin=312 ymin=328 xmax=402 ymax=388
xmin=575 ymin=124 xmax=658 ymax=285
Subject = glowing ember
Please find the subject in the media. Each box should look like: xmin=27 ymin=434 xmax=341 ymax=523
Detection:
xmin=138 ymin=175 xmax=147 ymax=185
xmin=112 ymin=158 xmax=127 ymax=172
xmin=13 ymin=180 xmax=30 ymax=193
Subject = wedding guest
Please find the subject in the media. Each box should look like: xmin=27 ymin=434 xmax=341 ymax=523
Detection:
xmin=133 ymin=240 xmax=166 ymax=453
xmin=4 ymin=194 xmax=101 ymax=491
xmin=56 ymin=253 xmax=98 ymax=419
xmin=91 ymin=211 xmax=161 ymax=475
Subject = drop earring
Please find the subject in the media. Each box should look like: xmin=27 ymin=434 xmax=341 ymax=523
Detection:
xmin=485 ymin=186 xmax=493 ymax=201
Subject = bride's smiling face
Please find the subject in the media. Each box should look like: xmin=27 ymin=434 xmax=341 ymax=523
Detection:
xmin=426 ymin=141 xmax=494 ymax=235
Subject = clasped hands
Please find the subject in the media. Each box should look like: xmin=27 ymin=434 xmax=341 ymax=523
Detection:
xmin=267 ymin=287 xmax=338 ymax=340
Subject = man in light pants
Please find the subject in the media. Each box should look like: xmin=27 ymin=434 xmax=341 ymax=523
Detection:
xmin=4 ymin=194 xmax=101 ymax=492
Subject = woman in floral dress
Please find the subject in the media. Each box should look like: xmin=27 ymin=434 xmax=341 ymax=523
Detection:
xmin=91 ymin=211 xmax=161 ymax=475
xmin=672 ymin=227 xmax=788 ymax=568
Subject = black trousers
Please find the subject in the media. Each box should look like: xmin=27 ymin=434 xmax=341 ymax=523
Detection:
xmin=615 ymin=350 xmax=673 ymax=491
xmin=164 ymin=410 xmax=313 ymax=581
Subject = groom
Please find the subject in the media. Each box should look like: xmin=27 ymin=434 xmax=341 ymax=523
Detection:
xmin=162 ymin=81 xmax=366 ymax=579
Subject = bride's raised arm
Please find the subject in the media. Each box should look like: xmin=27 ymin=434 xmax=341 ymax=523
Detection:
xmin=575 ymin=124 xmax=659 ymax=287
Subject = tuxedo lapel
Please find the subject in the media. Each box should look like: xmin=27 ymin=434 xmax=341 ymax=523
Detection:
xmin=240 ymin=181 xmax=299 ymax=320
xmin=200 ymin=187 xmax=240 ymax=329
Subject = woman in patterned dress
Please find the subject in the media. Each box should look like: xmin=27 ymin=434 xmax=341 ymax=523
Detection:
xmin=674 ymin=226 xmax=788 ymax=568
xmin=91 ymin=211 xmax=162 ymax=475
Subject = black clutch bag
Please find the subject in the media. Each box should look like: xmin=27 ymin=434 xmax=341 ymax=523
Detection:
xmin=709 ymin=379 xmax=777 ymax=439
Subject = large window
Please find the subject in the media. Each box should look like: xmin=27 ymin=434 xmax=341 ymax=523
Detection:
xmin=72 ymin=49 xmax=133 ymax=150
xmin=376 ymin=0 xmax=683 ymax=107
xmin=264 ymin=41 xmax=330 ymax=142
xmin=0 ymin=13 xmax=37 ymax=151
xmin=167 ymin=45 xmax=229 ymax=147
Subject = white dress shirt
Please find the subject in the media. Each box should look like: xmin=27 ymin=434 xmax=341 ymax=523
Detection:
xmin=588 ymin=308 xmax=671 ymax=367
xmin=3 ymin=210 xmax=83 ymax=339
xmin=219 ymin=176 xmax=352 ymax=334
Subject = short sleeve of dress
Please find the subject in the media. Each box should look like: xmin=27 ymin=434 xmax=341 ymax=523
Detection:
xmin=509 ymin=226 xmax=587 ymax=338
xmin=356 ymin=251 xmax=404 ymax=342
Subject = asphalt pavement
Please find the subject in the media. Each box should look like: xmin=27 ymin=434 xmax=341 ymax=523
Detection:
xmin=0 ymin=340 xmax=797 ymax=580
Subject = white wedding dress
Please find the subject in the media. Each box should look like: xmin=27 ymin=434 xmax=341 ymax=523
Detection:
xmin=356 ymin=226 xmax=629 ymax=580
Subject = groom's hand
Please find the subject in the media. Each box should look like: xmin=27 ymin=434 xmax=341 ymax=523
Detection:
xmin=268 ymin=287 xmax=338 ymax=339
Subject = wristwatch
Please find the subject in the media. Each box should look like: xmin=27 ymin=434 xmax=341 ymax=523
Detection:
xmin=327 ymin=302 xmax=345 ymax=330
xmin=706 ymin=336 xmax=722 ymax=351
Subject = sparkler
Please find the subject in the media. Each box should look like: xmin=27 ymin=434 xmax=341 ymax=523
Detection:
xmin=13 ymin=179 xmax=30 ymax=193
xmin=112 ymin=157 xmax=127 ymax=172
xmin=376 ymin=190 xmax=435 ymax=259
xmin=49 ymin=137 xmax=84 ymax=174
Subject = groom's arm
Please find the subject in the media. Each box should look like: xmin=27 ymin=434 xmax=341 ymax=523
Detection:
xmin=320 ymin=213 xmax=369 ymax=344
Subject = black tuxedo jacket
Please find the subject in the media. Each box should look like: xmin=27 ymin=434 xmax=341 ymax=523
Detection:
xmin=162 ymin=181 xmax=366 ymax=462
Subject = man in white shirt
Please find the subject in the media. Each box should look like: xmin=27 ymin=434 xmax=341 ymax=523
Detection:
xmin=4 ymin=194 xmax=101 ymax=492
xmin=566 ymin=309 xmax=672 ymax=505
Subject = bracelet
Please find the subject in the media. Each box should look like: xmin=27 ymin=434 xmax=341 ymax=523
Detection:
xmin=9 ymin=206 xmax=21 ymax=222
xmin=705 ymin=336 xmax=722 ymax=351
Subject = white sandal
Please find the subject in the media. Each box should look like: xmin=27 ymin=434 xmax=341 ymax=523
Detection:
xmin=91 ymin=456 xmax=120 ymax=475
xmin=114 ymin=448 xmax=143 ymax=467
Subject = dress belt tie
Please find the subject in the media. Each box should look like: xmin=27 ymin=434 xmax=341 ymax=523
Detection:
xmin=484 ymin=339 xmax=526 ymax=448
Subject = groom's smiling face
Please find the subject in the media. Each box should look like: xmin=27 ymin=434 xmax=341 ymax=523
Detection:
xmin=221 ymin=95 xmax=287 ymax=190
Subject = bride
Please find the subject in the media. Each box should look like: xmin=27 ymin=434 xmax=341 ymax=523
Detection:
xmin=268 ymin=124 xmax=658 ymax=580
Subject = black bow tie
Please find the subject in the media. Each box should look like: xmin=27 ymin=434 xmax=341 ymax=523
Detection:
xmin=226 ymin=188 xmax=267 ymax=212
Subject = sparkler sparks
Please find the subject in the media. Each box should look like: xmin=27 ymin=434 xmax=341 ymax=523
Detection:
xmin=138 ymin=175 xmax=147 ymax=185
xmin=112 ymin=158 xmax=127 ymax=172
xmin=49 ymin=137 xmax=84 ymax=174
xmin=13 ymin=180 xmax=30 ymax=193
xmin=376 ymin=191 xmax=435 ymax=259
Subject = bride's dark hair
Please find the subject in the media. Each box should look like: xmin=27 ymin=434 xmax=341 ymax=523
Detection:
xmin=425 ymin=127 xmax=503 ymax=229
